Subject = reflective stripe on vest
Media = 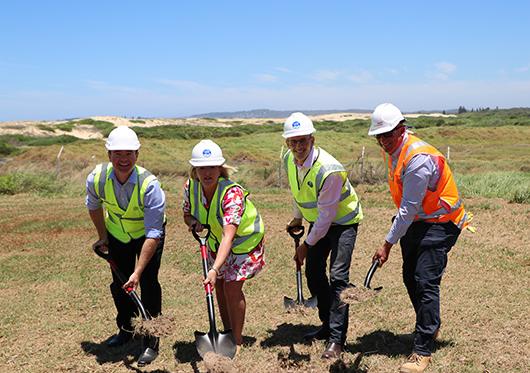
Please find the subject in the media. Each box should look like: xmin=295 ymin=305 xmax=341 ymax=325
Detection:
xmin=284 ymin=147 xmax=363 ymax=225
xmin=93 ymin=163 xmax=155 ymax=243
xmin=189 ymin=177 xmax=265 ymax=254
xmin=388 ymin=135 xmax=468 ymax=228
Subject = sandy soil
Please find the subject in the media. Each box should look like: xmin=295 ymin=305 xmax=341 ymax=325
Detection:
xmin=0 ymin=112 xmax=453 ymax=140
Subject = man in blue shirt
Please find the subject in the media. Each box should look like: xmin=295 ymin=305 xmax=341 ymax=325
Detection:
xmin=86 ymin=126 xmax=166 ymax=366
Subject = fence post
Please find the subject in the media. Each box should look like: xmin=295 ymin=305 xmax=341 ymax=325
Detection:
xmin=55 ymin=145 xmax=64 ymax=176
xmin=359 ymin=146 xmax=365 ymax=183
xmin=447 ymin=146 xmax=451 ymax=161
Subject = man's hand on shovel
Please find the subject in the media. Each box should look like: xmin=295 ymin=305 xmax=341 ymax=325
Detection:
xmin=294 ymin=241 xmax=309 ymax=266
xmin=123 ymin=271 xmax=140 ymax=292
xmin=373 ymin=241 xmax=393 ymax=266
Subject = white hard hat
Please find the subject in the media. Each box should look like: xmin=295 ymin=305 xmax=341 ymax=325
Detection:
xmin=105 ymin=126 xmax=141 ymax=150
xmin=368 ymin=103 xmax=405 ymax=136
xmin=189 ymin=139 xmax=226 ymax=167
xmin=282 ymin=112 xmax=316 ymax=138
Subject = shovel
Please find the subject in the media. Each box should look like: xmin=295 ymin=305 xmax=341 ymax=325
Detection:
xmin=191 ymin=224 xmax=237 ymax=359
xmin=283 ymin=225 xmax=318 ymax=310
xmin=92 ymin=243 xmax=149 ymax=320
xmin=363 ymin=259 xmax=382 ymax=291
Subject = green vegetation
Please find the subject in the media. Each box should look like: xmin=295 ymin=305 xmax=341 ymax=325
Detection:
xmin=130 ymin=119 xmax=146 ymax=124
xmin=0 ymin=172 xmax=74 ymax=196
xmin=37 ymin=124 xmax=55 ymax=132
xmin=56 ymin=122 xmax=76 ymax=132
xmin=456 ymin=171 xmax=530 ymax=203
xmin=1 ymin=109 xmax=529 ymax=203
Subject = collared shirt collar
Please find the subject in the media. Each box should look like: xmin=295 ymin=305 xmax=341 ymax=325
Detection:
xmin=296 ymin=146 xmax=317 ymax=169
xmin=391 ymin=132 xmax=409 ymax=160
xmin=109 ymin=166 xmax=138 ymax=186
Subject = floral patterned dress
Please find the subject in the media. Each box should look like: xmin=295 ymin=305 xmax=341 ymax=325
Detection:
xmin=182 ymin=179 xmax=265 ymax=282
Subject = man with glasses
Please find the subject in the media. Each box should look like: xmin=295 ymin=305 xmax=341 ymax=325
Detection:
xmin=369 ymin=103 xmax=469 ymax=373
xmin=282 ymin=112 xmax=363 ymax=359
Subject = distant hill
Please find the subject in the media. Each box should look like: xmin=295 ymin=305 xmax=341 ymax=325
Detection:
xmin=190 ymin=108 xmax=371 ymax=119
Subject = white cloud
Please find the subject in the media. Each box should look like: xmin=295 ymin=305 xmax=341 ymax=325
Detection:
xmin=429 ymin=62 xmax=457 ymax=80
xmin=515 ymin=65 xmax=529 ymax=73
xmin=347 ymin=70 xmax=373 ymax=83
xmin=254 ymin=73 xmax=279 ymax=83
xmin=275 ymin=67 xmax=291 ymax=73
xmin=312 ymin=69 xmax=342 ymax=81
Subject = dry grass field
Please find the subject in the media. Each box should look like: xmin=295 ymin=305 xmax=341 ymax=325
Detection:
xmin=1 ymin=111 xmax=529 ymax=372
xmin=1 ymin=186 xmax=528 ymax=373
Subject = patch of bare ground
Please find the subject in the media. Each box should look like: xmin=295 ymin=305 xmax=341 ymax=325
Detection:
xmin=0 ymin=192 xmax=528 ymax=372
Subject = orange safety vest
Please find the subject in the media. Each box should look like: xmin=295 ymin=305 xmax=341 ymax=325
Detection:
xmin=388 ymin=134 xmax=468 ymax=229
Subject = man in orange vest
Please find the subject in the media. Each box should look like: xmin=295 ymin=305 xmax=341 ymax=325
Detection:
xmin=369 ymin=103 xmax=469 ymax=373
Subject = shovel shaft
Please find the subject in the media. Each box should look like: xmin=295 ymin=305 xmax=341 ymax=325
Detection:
xmin=296 ymin=270 xmax=304 ymax=303
xmin=199 ymin=241 xmax=218 ymax=334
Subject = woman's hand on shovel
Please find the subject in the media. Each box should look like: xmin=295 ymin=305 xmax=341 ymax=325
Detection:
xmin=204 ymin=268 xmax=218 ymax=288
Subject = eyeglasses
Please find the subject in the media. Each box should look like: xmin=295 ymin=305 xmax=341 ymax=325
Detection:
xmin=287 ymin=137 xmax=312 ymax=147
xmin=375 ymin=126 xmax=403 ymax=140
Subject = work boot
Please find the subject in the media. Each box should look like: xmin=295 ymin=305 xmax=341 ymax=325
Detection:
xmin=303 ymin=326 xmax=330 ymax=341
xmin=399 ymin=353 xmax=431 ymax=373
xmin=106 ymin=330 xmax=132 ymax=347
xmin=137 ymin=336 xmax=159 ymax=366
xmin=321 ymin=342 xmax=342 ymax=359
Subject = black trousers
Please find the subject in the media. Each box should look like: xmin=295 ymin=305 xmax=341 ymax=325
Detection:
xmin=306 ymin=224 xmax=358 ymax=345
xmin=108 ymin=231 xmax=165 ymax=332
xmin=400 ymin=221 xmax=460 ymax=355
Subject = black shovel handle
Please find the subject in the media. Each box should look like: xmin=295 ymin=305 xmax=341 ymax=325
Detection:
xmin=287 ymin=225 xmax=305 ymax=244
xmin=363 ymin=259 xmax=380 ymax=289
xmin=92 ymin=243 xmax=149 ymax=320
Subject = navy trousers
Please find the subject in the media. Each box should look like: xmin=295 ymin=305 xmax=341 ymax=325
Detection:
xmin=108 ymin=230 xmax=165 ymax=332
xmin=306 ymin=224 xmax=358 ymax=345
xmin=400 ymin=221 xmax=460 ymax=355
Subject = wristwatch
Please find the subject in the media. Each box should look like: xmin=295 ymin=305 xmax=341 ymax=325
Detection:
xmin=210 ymin=266 xmax=220 ymax=276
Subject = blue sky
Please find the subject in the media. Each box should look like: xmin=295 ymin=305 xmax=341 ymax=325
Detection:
xmin=1 ymin=1 xmax=529 ymax=120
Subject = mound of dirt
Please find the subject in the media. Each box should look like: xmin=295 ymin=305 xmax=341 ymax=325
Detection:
xmin=340 ymin=286 xmax=377 ymax=304
xmin=203 ymin=351 xmax=237 ymax=373
xmin=131 ymin=314 xmax=176 ymax=337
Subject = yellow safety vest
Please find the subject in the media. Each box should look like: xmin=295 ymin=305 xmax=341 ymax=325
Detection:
xmin=284 ymin=147 xmax=363 ymax=225
xmin=188 ymin=177 xmax=265 ymax=254
xmin=93 ymin=163 xmax=158 ymax=243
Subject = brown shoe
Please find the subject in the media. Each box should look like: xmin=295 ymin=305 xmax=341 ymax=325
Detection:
xmin=399 ymin=353 xmax=431 ymax=373
xmin=321 ymin=342 xmax=342 ymax=359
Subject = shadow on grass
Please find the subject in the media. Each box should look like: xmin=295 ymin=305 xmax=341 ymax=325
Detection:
xmin=277 ymin=345 xmax=311 ymax=370
xmin=329 ymin=353 xmax=368 ymax=373
xmin=80 ymin=337 xmax=174 ymax=372
xmin=260 ymin=322 xmax=316 ymax=347
xmin=346 ymin=329 xmax=454 ymax=358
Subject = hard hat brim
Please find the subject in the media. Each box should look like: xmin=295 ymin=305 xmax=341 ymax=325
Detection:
xmin=105 ymin=144 xmax=141 ymax=150
xmin=282 ymin=128 xmax=316 ymax=139
xmin=189 ymin=157 xmax=226 ymax=167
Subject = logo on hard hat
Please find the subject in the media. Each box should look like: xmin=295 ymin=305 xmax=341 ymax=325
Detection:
xmin=203 ymin=149 xmax=212 ymax=157
xmin=292 ymin=121 xmax=300 ymax=129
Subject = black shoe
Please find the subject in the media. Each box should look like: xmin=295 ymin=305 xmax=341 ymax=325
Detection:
xmin=303 ymin=326 xmax=330 ymax=341
xmin=106 ymin=330 xmax=132 ymax=347
xmin=137 ymin=336 xmax=159 ymax=366
xmin=321 ymin=342 xmax=342 ymax=359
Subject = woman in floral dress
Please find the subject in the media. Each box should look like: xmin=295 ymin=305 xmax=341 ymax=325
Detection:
xmin=182 ymin=139 xmax=265 ymax=351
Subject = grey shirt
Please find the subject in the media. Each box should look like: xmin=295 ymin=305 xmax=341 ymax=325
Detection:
xmin=386 ymin=133 xmax=441 ymax=244
xmin=85 ymin=166 xmax=166 ymax=239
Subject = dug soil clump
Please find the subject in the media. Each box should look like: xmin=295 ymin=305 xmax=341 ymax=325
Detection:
xmin=131 ymin=314 xmax=176 ymax=337
xmin=340 ymin=286 xmax=377 ymax=305
xmin=203 ymin=351 xmax=237 ymax=373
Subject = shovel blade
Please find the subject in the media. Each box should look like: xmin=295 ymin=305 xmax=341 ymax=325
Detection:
xmin=304 ymin=296 xmax=318 ymax=308
xmin=283 ymin=295 xmax=318 ymax=309
xmin=194 ymin=330 xmax=237 ymax=359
